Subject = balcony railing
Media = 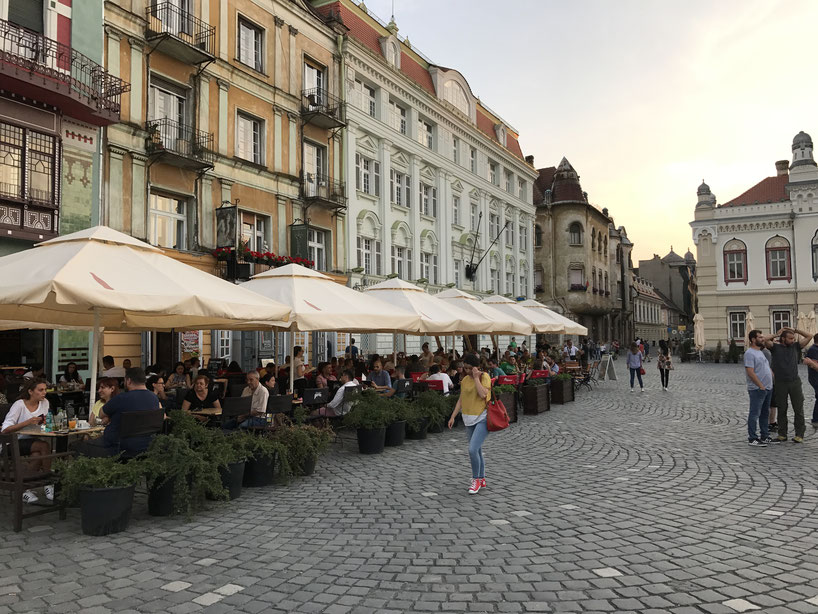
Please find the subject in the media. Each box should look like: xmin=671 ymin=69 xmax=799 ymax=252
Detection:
xmin=146 ymin=118 xmax=214 ymax=169
xmin=301 ymin=173 xmax=347 ymax=210
xmin=301 ymin=88 xmax=346 ymax=129
xmin=0 ymin=18 xmax=128 ymax=125
xmin=146 ymin=3 xmax=215 ymax=63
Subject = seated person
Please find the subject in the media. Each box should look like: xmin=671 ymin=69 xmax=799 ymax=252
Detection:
xmin=426 ymin=364 xmax=454 ymax=394
xmin=166 ymin=362 xmax=191 ymax=391
xmin=315 ymin=362 xmax=337 ymax=389
xmin=59 ymin=362 xmax=83 ymax=387
xmin=22 ymin=363 xmax=45 ymax=380
xmin=312 ymin=370 xmax=357 ymax=417
xmin=500 ymin=356 xmax=518 ymax=375
xmin=238 ymin=371 xmax=269 ymax=429
xmin=122 ymin=359 xmax=132 ymax=370
xmin=545 ymin=356 xmax=560 ymax=378
xmin=181 ymin=375 xmax=222 ymax=414
xmin=100 ymin=355 xmax=126 ymax=378
xmin=72 ymin=368 xmax=160 ymax=458
xmin=384 ymin=366 xmax=409 ymax=399
xmin=147 ymin=375 xmax=173 ymax=410
xmin=487 ymin=359 xmax=506 ymax=379
xmin=368 ymin=359 xmax=391 ymax=391
xmin=260 ymin=363 xmax=278 ymax=393
xmin=90 ymin=377 xmax=120 ymax=426
xmin=1 ymin=378 xmax=53 ymax=503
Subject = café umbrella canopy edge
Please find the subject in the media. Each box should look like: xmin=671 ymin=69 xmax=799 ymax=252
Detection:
xmin=0 ymin=225 xmax=292 ymax=408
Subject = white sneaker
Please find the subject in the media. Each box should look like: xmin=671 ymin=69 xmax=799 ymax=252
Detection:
xmin=629 ymin=388 xmax=634 ymax=393
xmin=640 ymin=388 xmax=645 ymax=393
xmin=468 ymin=478 xmax=482 ymax=495
xmin=22 ymin=490 xmax=39 ymax=504
xmin=44 ymin=485 xmax=55 ymax=501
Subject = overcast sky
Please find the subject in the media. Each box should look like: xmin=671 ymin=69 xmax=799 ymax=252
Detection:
xmin=362 ymin=0 xmax=818 ymax=262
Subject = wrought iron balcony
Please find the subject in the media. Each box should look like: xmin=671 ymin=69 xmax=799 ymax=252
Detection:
xmin=301 ymin=173 xmax=347 ymax=210
xmin=301 ymin=88 xmax=346 ymax=129
xmin=146 ymin=2 xmax=215 ymax=64
xmin=0 ymin=18 xmax=128 ymax=126
xmin=146 ymin=118 xmax=214 ymax=170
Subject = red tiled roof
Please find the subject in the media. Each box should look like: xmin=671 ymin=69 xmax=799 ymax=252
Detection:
xmin=721 ymin=175 xmax=789 ymax=207
xmin=551 ymin=180 xmax=585 ymax=203
xmin=506 ymin=134 xmax=524 ymax=159
xmin=400 ymin=52 xmax=435 ymax=95
xmin=535 ymin=166 xmax=556 ymax=196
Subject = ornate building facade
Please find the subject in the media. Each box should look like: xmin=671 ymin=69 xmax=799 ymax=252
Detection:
xmin=691 ymin=131 xmax=818 ymax=348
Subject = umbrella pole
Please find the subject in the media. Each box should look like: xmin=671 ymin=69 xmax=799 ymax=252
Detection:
xmin=88 ymin=309 xmax=100 ymax=413
xmin=289 ymin=333 xmax=294 ymax=395
xmin=392 ymin=333 xmax=397 ymax=366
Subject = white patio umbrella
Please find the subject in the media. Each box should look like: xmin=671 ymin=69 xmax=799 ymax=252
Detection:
xmin=798 ymin=311 xmax=810 ymax=335
xmin=435 ymin=288 xmax=533 ymax=336
xmin=239 ymin=264 xmax=422 ymax=391
xmin=809 ymin=311 xmax=817 ymax=336
xmin=693 ymin=313 xmax=706 ymax=351
xmin=518 ymin=298 xmax=589 ymax=336
xmin=0 ymin=225 xmax=292 ymax=408
xmin=481 ymin=295 xmax=566 ymax=334
xmin=744 ymin=311 xmax=755 ymax=346
xmin=363 ymin=278 xmax=493 ymax=334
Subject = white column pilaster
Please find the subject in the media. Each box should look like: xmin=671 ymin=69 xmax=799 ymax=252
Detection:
xmin=217 ymin=80 xmax=229 ymax=156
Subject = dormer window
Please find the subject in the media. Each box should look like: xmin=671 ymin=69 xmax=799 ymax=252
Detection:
xmin=443 ymin=80 xmax=469 ymax=115
xmin=379 ymin=36 xmax=401 ymax=69
xmin=494 ymin=124 xmax=507 ymax=147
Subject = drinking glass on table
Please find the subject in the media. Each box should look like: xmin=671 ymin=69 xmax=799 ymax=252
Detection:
xmin=68 ymin=418 xmax=77 ymax=429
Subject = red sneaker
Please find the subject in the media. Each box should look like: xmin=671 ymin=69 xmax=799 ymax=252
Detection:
xmin=468 ymin=479 xmax=481 ymax=494
xmin=480 ymin=478 xmax=487 ymax=489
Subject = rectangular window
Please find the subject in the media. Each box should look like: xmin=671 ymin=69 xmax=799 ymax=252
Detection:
xmin=489 ymin=161 xmax=497 ymax=185
xmin=363 ymin=83 xmax=376 ymax=117
xmin=534 ymin=269 xmax=543 ymax=291
xmin=149 ymin=193 xmax=187 ymax=250
xmin=452 ymin=196 xmax=460 ymax=226
xmin=421 ymin=183 xmax=437 ymax=216
xmin=471 ymin=204 xmax=478 ymax=231
xmin=238 ymin=17 xmax=263 ymax=71
xmin=772 ymin=310 xmax=791 ymax=331
xmin=768 ymin=249 xmax=789 ymax=279
xmin=308 ymin=228 xmax=327 ymax=272
xmin=726 ymin=251 xmax=745 ymax=281
xmin=569 ymin=268 xmax=584 ymax=286
xmin=505 ymin=171 xmax=513 ymax=193
xmin=454 ymin=260 xmax=461 ymax=288
xmin=489 ymin=213 xmax=499 ymax=237
xmin=520 ymin=273 xmax=527 ymax=297
xmin=390 ymin=101 xmax=406 ymax=134
xmin=518 ymin=178 xmax=525 ymax=199
xmin=519 ymin=225 xmax=527 ymax=251
xmin=217 ymin=330 xmax=231 ymax=359
xmin=355 ymin=153 xmax=380 ymax=196
xmin=392 ymin=246 xmax=411 ymax=280
xmin=505 ymin=222 xmax=513 ymax=247
xmin=303 ymin=60 xmax=325 ymax=95
xmin=356 ymin=237 xmax=382 ymax=275
xmin=470 ymin=147 xmax=477 ymax=173
xmin=236 ymin=112 xmax=263 ymax=164
xmin=491 ymin=268 xmax=500 ymax=294
xmin=390 ymin=170 xmax=410 ymax=206
xmin=729 ymin=312 xmax=746 ymax=341
xmin=420 ymin=252 xmax=438 ymax=284
xmin=452 ymin=136 xmax=459 ymax=164
xmin=418 ymin=120 xmax=433 ymax=148
xmin=506 ymin=270 xmax=514 ymax=294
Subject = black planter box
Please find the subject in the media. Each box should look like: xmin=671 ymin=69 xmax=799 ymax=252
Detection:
xmin=550 ymin=379 xmax=575 ymax=404
xmin=522 ymin=384 xmax=550 ymax=414
xmin=496 ymin=391 xmax=517 ymax=423
xmin=80 ymin=485 xmax=135 ymax=536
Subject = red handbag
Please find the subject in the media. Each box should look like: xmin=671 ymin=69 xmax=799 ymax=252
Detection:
xmin=639 ymin=367 xmax=646 ymax=375
xmin=487 ymin=396 xmax=510 ymax=432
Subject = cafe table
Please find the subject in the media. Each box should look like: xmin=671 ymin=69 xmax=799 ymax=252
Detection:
xmin=18 ymin=425 xmax=104 ymax=453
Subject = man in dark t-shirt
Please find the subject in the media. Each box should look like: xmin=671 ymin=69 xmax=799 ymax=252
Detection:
xmin=73 ymin=367 xmax=161 ymax=457
xmin=765 ymin=328 xmax=810 ymax=442
xmin=802 ymin=333 xmax=818 ymax=426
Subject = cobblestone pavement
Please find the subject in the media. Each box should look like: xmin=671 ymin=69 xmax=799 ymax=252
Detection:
xmin=4 ymin=363 xmax=818 ymax=614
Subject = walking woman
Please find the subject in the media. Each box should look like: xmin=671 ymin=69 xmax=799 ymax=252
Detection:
xmin=627 ymin=343 xmax=644 ymax=392
xmin=658 ymin=350 xmax=672 ymax=391
xmin=448 ymin=354 xmax=491 ymax=494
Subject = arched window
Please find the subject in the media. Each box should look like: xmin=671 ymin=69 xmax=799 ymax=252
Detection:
xmin=591 ymin=228 xmax=596 ymax=250
xmin=616 ymin=244 xmax=622 ymax=264
xmin=604 ymin=272 xmax=609 ymax=294
xmin=723 ymin=238 xmax=747 ymax=285
xmin=598 ymin=270 xmax=603 ymax=293
xmin=443 ymin=81 xmax=469 ymax=115
xmin=812 ymin=230 xmax=818 ymax=280
xmin=604 ymin=236 xmax=608 ymax=259
xmin=568 ymin=222 xmax=583 ymax=245
xmin=765 ymin=235 xmax=791 ymax=282
xmin=534 ymin=224 xmax=543 ymax=248
xmin=591 ymin=267 xmax=597 ymax=291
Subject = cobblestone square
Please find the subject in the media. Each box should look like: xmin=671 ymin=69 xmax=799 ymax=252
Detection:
xmin=4 ymin=363 xmax=818 ymax=613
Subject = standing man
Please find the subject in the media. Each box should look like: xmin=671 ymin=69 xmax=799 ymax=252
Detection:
xmin=764 ymin=327 xmax=810 ymax=443
xmin=745 ymin=330 xmax=775 ymax=447
xmin=801 ymin=333 xmax=818 ymax=427
xmin=344 ymin=338 xmax=359 ymax=360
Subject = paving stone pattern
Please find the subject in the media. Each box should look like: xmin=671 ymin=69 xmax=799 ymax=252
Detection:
xmin=3 ymin=363 xmax=818 ymax=613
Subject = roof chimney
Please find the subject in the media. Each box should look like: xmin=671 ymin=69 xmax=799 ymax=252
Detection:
xmin=525 ymin=155 xmax=534 ymax=166
xmin=776 ymin=160 xmax=789 ymax=176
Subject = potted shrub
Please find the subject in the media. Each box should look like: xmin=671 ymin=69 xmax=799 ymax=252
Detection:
xmin=343 ymin=391 xmax=392 ymax=454
xmin=550 ymin=373 xmax=575 ymax=404
xmin=714 ymin=340 xmax=723 ymax=363
xmin=493 ymin=384 xmax=517 ymax=422
xmin=727 ymin=339 xmax=739 ymax=364
xmin=230 ymin=431 xmax=290 ymax=487
xmin=55 ymin=456 xmax=144 ymax=536
xmin=141 ymin=434 xmax=219 ymax=518
xmin=385 ymin=398 xmax=411 ymax=447
xmin=521 ymin=377 xmax=549 ymax=415
xmin=413 ymin=391 xmax=449 ymax=434
xmin=273 ymin=423 xmax=332 ymax=476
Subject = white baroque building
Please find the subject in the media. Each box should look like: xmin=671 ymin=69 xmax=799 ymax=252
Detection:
xmin=691 ymin=131 xmax=818 ymax=347
xmin=316 ymin=1 xmax=538 ymax=353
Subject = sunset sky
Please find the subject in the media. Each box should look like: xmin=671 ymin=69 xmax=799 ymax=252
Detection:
xmin=363 ymin=0 xmax=818 ymax=262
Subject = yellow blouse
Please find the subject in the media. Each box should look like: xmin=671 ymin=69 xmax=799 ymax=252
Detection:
xmin=459 ymin=372 xmax=491 ymax=416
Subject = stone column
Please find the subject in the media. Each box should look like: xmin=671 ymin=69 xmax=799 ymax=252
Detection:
xmin=274 ymin=111 xmax=283 ymax=172
xmin=345 ymin=120 xmax=358 ymax=271
xmin=198 ymin=74 xmax=210 ymax=138
xmin=106 ymin=28 xmax=120 ymax=78
xmin=274 ymin=17 xmax=285 ymax=91
xmin=128 ymin=38 xmax=143 ymax=125
xmin=131 ymin=153 xmax=147 ymax=239
xmin=107 ymin=146 xmax=125 ymax=231
xmin=217 ymin=80 xmax=229 ymax=156
xmin=288 ymin=25 xmax=298 ymax=97
xmin=410 ymin=155 xmax=422 ymax=276
xmin=201 ymin=175 xmax=214 ymax=249
xmin=380 ymin=138 xmax=392 ymax=273
xmin=219 ymin=0 xmax=228 ymax=60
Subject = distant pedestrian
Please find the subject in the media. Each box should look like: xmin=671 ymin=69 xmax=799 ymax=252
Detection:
xmin=448 ymin=354 xmax=491 ymax=495
xmin=745 ymin=329 xmax=775 ymax=447
xmin=801 ymin=333 xmax=818 ymax=427
xmin=627 ymin=343 xmax=644 ymax=392
xmin=764 ymin=327 xmax=810 ymax=443
xmin=657 ymin=351 xmax=672 ymax=391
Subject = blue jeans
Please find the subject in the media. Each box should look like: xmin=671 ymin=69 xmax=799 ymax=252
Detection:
xmin=465 ymin=420 xmax=488 ymax=479
xmin=239 ymin=416 xmax=268 ymax=429
xmin=629 ymin=368 xmax=643 ymax=388
xmin=748 ymin=388 xmax=772 ymax=441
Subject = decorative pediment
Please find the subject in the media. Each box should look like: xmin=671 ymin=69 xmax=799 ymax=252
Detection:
xmin=489 ymin=198 xmax=499 ymax=212
xmin=356 ymin=209 xmax=381 ymax=236
xmin=419 ymin=165 xmax=436 ymax=183
xmin=358 ymin=135 xmax=377 ymax=155
xmin=391 ymin=220 xmax=412 ymax=246
xmin=391 ymin=150 xmax=409 ymax=170
xmin=451 ymin=179 xmax=464 ymax=193
xmin=458 ymin=232 xmax=476 ymax=246
xmin=420 ymin=229 xmax=438 ymax=250
xmin=469 ymin=188 xmax=480 ymax=203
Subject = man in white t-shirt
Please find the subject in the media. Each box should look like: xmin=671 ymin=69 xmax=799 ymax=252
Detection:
xmin=563 ymin=341 xmax=578 ymax=360
xmin=100 ymin=355 xmax=126 ymax=378
xmin=240 ymin=371 xmax=269 ymax=428
xmin=427 ymin=364 xmax=454 ymax=394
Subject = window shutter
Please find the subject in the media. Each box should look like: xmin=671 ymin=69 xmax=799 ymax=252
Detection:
xmin=389 ymin=169 xmax=395 ymax=203
xmin=355 ymin=154 xmax=361 ymax=191
xmin=9 ymin=0 xmax=44 ymax=33
xmin=373 ymin=161 xmax=380 ymax=196
xmin=356 ymin=236 xmax=362 ymax=267
xmin=433 ymin=255 xmax=439 ymax=284
xmin=405 ymin=176 xmax=411 ymax=207
xmin=432 ymin=188 xmax=437 ymax=217
xmin=375 ymin=240 xmax=382 ymax=275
